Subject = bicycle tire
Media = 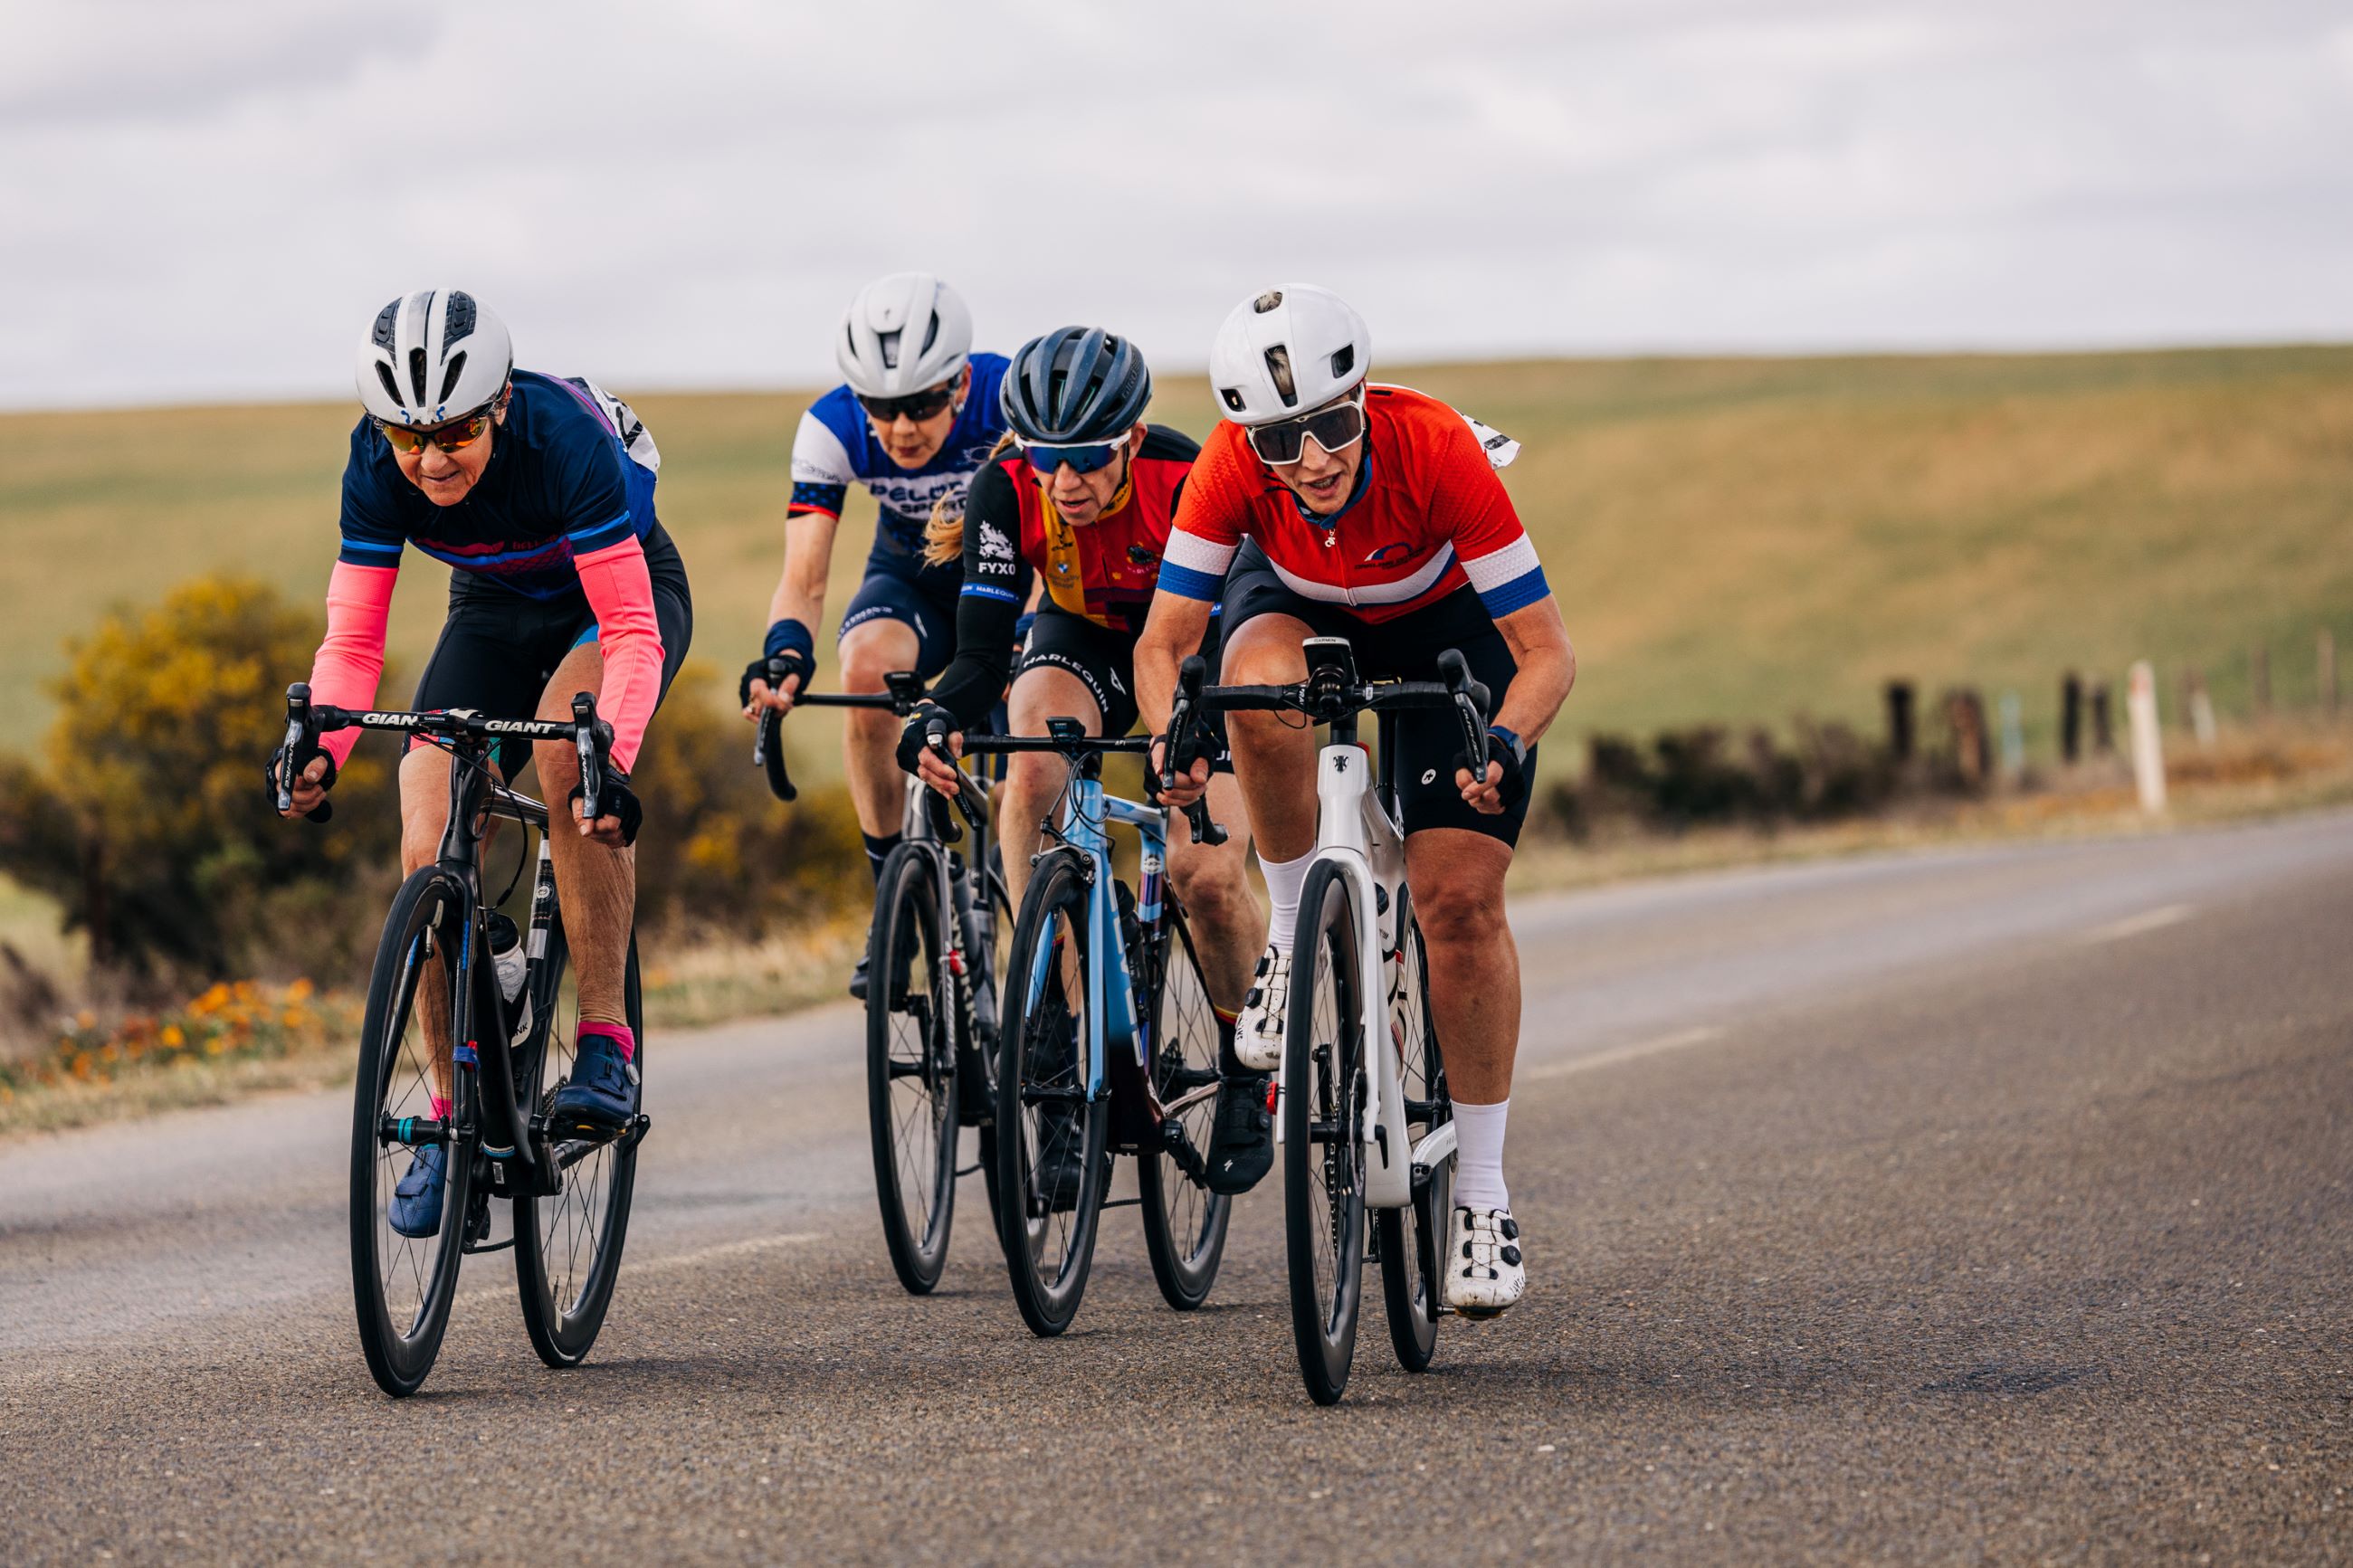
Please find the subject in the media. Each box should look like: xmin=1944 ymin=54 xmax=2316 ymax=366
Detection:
xmin=349 ymin=867 xmax=475 ymax=1398
xmin=1377 ymin=889 xmax=1450 ymax=1373
xmin=1285 ymin=859 xmax=1368 ymax=1406
xmin=966 ymin=853 xmax=1015 ymax=1235
xmin=1136 ymin=900 xmax=1234 ymax=1310
xmin=994 ymin=847 xmax=1111 ymax=1337
xmin=513 ymin=917 xmax=644 ymax=1368
xmin=868 ymin=842 xmax=960 ymax=1295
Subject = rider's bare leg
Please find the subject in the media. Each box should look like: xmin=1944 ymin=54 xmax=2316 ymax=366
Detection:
xmin=1165 ymin=771 xmax=1259 ymax=1012
xmin=839 ymin=618 xmax=924 ymax=851
xmin=997 ymin=663 xmax=1101 ymax=917
xmin=1402 ymin=828 xmax=1519 ymax=1105
xmin=1215 ymin=613 xmax=1321 ymax=861
xmin=532 ymin=640 xmax=634 ymax=1030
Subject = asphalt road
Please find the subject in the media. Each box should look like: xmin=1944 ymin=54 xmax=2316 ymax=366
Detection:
xmin=3 ymin=811 xmax=2348 ymax=1564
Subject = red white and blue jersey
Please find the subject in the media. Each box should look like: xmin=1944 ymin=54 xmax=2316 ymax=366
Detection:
xmin=1157 ymin=385 xmax=1544 ymax=625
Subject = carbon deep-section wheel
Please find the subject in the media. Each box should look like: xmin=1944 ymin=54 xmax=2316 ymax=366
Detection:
xmin=995 ymin=848 xmax=1110 ymax=1336
xmin=1137 ymin=901 xmax=1233 ymax=1310
xmin=513 ymin=913 xmax=644 ymax=1367
xmin=868 ymin=842 xmax=959 ymax=1294
xmin=349 ymin=868 xmax=475 ymax=1398
xmin=1284 ymin=859 xmax=1368 ymax=1405
xmin=1377 ymin=891 xmax=1451 ymax=1373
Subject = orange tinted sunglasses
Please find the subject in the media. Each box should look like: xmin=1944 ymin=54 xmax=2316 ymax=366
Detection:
xmin=376 ymin=405 xmax=495 ymax=455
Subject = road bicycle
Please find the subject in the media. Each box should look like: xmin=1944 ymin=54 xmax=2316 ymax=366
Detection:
xmin=757 ymin=676 xmax=1012 ymax=1294
xmin=1177 ymin=639 xmax=1487 ymax=1404
xmin=936 ymin=717 xmax=1233 ymax=1336
xmin=276 ymin=683 xmax=646 ymax=1399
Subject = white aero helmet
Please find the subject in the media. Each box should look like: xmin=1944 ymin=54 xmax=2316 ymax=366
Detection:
xmin=357 ymin=290 xmax=511 ymax=426
xmin=1208 ymin=284 xmax=1370 ymax=426
xmin=835 ymin=271 xmax=973 ymax=398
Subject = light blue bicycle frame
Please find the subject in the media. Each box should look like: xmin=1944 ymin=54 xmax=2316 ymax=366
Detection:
xmin=1024 ymin=773 xmax=1170 ymax=1102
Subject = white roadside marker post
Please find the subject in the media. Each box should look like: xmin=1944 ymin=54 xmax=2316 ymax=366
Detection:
xmin=2128 ymin=660 xmax=2167 ymax=815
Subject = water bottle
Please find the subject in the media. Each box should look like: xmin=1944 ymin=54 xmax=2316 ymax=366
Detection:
xmin=488 ymin=910 xmax=530 ymax=1043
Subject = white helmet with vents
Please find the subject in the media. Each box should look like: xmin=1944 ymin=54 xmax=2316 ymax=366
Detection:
xmin=835 ymin=271 xmax=973 ymax=398
xmin=355 ymin=289 xmax=513 ymax=426
xmin=1208 ymin=283 xmax=1370 ymax=426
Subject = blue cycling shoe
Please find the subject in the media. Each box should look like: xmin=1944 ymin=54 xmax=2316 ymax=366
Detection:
xmin=548 ymin=1030 xmax=639 ymax=1136
xmin=388 ymin=1142 xmax=449 ymax=1239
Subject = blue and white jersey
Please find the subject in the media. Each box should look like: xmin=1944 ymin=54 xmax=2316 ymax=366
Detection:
xmin=786 ymin=352 xmax=1011 ymax=564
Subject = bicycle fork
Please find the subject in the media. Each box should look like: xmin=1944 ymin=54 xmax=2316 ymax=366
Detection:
xmin=1272 ymin=745 xmax=1420 ymax=1210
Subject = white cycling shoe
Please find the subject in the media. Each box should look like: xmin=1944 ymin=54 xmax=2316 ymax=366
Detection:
xmin=1233 ymin=945 xmax=1292 ymax=1071
xmin=1444 ymin=1206 xmax=1527 ymax=1319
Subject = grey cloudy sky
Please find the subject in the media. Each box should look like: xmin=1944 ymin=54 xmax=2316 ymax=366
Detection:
xmin=4 ymin=0 xmax=2349 ymax=408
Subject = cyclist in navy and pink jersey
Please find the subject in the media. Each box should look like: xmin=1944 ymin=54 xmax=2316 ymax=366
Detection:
xmin=740 ymin=271 xmax=1011 ymax=999
xmin=275 ymin=289 xmax=691 ymax=1239
xmin=1138 ymin=284 xmax=1577 ymax=1320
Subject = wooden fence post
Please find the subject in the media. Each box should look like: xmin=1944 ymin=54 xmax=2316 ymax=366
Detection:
xmin=2185 ymin=667 xmax=2217 ymax=746
xmin=2061 ymin=671 xmax=2082 ymax=764
xmin=2090 ymin=684 xmax=2114 ymax=755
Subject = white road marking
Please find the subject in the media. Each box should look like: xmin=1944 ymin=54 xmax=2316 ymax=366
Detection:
xmin=1527 ymin=1025 xmax=1725 ymax=1080
xmin=2080 ymin=904 xmax=2196 ymax=945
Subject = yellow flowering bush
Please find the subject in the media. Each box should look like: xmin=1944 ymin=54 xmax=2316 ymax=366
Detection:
xmin=0 ymin=978 xmax=358 ymax=1100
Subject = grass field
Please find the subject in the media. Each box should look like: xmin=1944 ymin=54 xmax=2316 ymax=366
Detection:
xmin=3 ymin=347 xmax=2349 ymax=764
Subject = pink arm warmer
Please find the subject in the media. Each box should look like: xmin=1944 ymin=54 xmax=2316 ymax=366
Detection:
xmin=307 ymin=562 xmax=397 ymax=769
xmin=573 ymin=535 xmax=665 ymax=774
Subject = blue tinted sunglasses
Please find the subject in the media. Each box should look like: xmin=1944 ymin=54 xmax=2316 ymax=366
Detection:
xmin=1019 ymin=437 xmax=1122 ymax=476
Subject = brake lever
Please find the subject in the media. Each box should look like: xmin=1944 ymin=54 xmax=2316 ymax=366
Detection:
xmin=571 ymin=692 xmax=603 ymax=825
xmin=923 ymin=722 xmax=971 ymax=844
xmin=281 ymin=683 xmax=332 ymax=823
xmin=1185 ymin=799 xmax=1228 ymax=848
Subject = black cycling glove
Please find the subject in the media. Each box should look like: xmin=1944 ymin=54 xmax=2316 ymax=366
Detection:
xmin=574 ymin=766 xmax=643 ymax=847
xmin=1462 ymin=725 xmax=1528 ymax=810
xmin=264 ymin=745 xmax=335 ymax=815
xmin=894 ymin=701 xmax=956 ymax=776
xmin=739 ymin=648 xmax=813 ymax=708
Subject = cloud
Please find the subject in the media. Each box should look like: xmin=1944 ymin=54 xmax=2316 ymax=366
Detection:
xmin=2 ymin=0 xmax=2349 ymax=407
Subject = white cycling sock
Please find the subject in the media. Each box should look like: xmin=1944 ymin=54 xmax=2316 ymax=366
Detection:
xmin=1257 ymin=848 xmax=1315 ymax=955
xmin=1452 ymin=1098 xmax=1510 ymax=1212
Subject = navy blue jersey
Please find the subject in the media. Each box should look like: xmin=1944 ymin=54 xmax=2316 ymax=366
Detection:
xmin=338 ymin=370 xmax=661 ymax=601
xmin=786 ymin=352 xmax=1011 ymax=559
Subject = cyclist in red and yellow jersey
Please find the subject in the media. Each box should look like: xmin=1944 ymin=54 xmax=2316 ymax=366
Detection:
xmin=1138 ymin=285 xmax=1577 ymax=1316
xmin=898 ymin=327 xmax=1271 ymax=1196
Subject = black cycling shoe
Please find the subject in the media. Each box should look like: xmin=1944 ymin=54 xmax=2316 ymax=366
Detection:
xmin=1205 ymin=1073 xmax=1274 ymax=1195
xmin=848 ymin=951 xmax=871 ymax=1002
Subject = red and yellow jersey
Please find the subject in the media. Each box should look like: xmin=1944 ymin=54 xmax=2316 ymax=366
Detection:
xmin=961 ymin=423 xmax=1199 ymax=633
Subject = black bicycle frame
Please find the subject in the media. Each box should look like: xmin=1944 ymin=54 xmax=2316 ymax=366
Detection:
xmin=281 ymin=685 xmax=619 ymax=1198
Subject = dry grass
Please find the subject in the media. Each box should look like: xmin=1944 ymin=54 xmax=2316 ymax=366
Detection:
xmin=4 ymin=348 xmax=2348 ymax=764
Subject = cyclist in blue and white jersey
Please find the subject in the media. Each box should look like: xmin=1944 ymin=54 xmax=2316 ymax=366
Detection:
xmin=741 ymin=272 xmax=1010 ymax=996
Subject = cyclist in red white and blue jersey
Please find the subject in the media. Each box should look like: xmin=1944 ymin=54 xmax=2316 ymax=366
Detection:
xmin=1138 ymin=284 xmax=1577 ymax=1321
xmin=740 ymin=271 xmax=1010 ymax=999
xmin=275 ymin=289 xmax=691 ymax=1238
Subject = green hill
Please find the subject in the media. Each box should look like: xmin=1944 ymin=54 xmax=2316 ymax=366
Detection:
xmin=4 ymin=347 xmax=2348 ymax=765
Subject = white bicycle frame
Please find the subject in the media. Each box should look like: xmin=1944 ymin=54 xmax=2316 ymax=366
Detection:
xmin=1273 ymin=741 xmax=1458 ymax=1211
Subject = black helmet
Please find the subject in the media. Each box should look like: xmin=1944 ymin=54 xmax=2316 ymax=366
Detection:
xmin=1000 ymin=327 xmax=1152 ymax=444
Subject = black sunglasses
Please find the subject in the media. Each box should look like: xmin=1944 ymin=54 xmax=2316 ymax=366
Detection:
xmin=857 ymin=386 xmax=958 ymax=425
